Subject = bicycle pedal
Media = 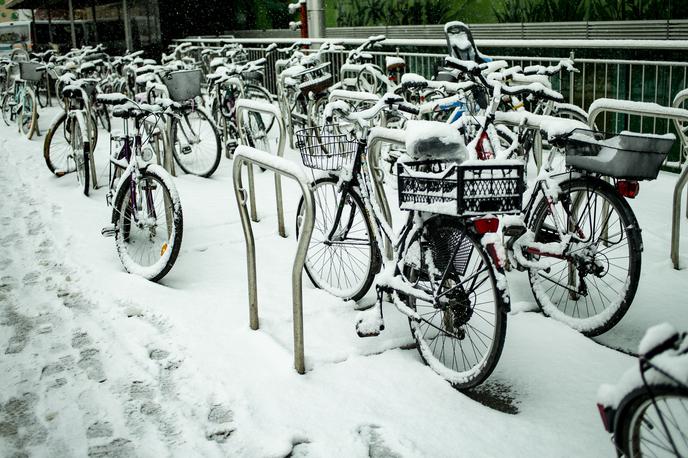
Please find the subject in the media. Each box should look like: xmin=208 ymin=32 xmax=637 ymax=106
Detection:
xmin=355 ymin=301 xmax=385 ymax=338
xmin=502 ymin=221 xmax=527 ymax=237
xmin=101 ymin=225 xmax=116 ymax=238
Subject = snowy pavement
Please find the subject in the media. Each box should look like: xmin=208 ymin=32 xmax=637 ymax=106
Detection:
xmin=1 ymin=106 xmax=687 ymax=457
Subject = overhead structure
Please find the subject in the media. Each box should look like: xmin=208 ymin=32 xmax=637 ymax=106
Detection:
xmin=5 ymin=0 xmax=141 ymax=51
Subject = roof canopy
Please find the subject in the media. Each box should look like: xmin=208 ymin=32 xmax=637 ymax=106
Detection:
xmin=6 ymin=0 xmax=118 ymax=9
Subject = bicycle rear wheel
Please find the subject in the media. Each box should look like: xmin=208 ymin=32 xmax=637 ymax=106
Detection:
xmin=401 ymin=215 xmax=508 ymax=390
xmin=113 ymin=165 xmax=183 ymax=282
xmin=295 ymin=177 xmax=380 ymax=301
xmin=528 ymin=176 xmax=642 ymax=336
xmin=617 ymin=385 xmax=688 ymax=458
xmin=171 ymin=106 xmax=222 ymax=177
xmin=44 ymin=111 xmax=74 ymax=175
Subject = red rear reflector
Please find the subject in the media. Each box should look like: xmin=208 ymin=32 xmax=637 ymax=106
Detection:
xmin=616 ymin=180 xmax=639 ymax=198
xmin=597 ymin=403 xmax=612 ymax=432
xmin=474 ymin=217 xmax=499 ymax=234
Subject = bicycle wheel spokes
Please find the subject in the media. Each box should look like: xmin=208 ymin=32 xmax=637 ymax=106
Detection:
xmin=631 ymin=394 xmax=688 ymax=457
xmin=407 ymin=223 xmax=504 ymax=388
xmin=298 ymin=178 xmax=377 ymax=301
xmin=117 ymin=176 xmax=174 ymax=269
xmin=529 ymin=178 xmax=639 ymax=335
xmin=173 ymin=109 xmax=220 ymax=177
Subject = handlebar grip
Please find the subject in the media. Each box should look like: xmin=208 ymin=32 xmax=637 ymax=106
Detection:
xmin=398 ymin=103 xmax=419 ymax=116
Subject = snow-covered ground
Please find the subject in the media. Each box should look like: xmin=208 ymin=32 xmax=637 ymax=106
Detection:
xmin=1 ymin=106 xmax=687 ymax=457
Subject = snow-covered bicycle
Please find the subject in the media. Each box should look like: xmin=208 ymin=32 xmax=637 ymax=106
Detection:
xmin=295 ymin=94 xmax=512 ymax=389
xmin=98 ymin=93 xmax=183 ymax=282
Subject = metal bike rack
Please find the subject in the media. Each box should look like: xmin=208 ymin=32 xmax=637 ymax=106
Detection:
xmin=235 ymin=98 xmax=287 ymax=237
xmin=232 ymin=145 xmax=315 ymax=374
xmin=588 ymin=97 xmax=688 ymax=269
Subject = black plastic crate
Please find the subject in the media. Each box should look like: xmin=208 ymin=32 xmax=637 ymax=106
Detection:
xmin=397 ymin=160 xmax=525 ymax=216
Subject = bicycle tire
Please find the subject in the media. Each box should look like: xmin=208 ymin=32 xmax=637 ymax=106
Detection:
xmin=112 ymin=165 xmax=183 ymax=282
xmin=171 ymin=105 xmax=222 ymax=178
xmin=295 ymin=176 xmax=381 ymax=301
xmin=1 ymin=92 xmax=12 ymax=126
xmin=36 ymin=78 xmax=49 ymax=108
xmin=55 ymin=79 xmax=66 ymax=109
xmin=528 ymin=176 xmax=642 ymax=336
xmin=616 ymin=384 xmax=688 ymax=457
xmin=71 ymin=117 xmax=90 ymax=196
xmin=43 ymin=111 xmax=73 ymax=175
xmin=19 ymin=87 xmax=37 ymax=139
xmin=356 ymin=67 xmax=383 ymax=96
xmin=245 ymin=84 xmax=275 ymax=132
xmin=401 ymin=215 xmax=508 ymax=390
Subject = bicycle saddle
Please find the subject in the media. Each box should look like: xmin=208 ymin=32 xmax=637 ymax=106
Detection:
xmin=405 ymin=120 xmax=467 ymax=161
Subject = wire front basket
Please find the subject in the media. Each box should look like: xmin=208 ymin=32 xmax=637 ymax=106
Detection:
xmin=397 ymin=160 xmax=525 ymax=216
xmin=163 ymin=69 xmax=202 ymax=102
xmin=295 ymin=127 xmax=358 ymax=171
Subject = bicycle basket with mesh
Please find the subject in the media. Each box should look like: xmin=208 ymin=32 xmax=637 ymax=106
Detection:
xmin=163 ymin=69 xmax=202 ymax=102
xmin=563 ymin=128 xmax=675 ymax=180
xmin=295 ymin=127 xmax=358 ymax=171
xmin=397 ymin=160 xmax=525 ymax=216
xmin=19 ymin=62 xmax=45 ymax=82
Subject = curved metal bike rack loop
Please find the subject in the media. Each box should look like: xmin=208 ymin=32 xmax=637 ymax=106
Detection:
xmin=587 ymin=97 xmax=688 ymax=270
xmin=235 ymin=98 xmax=287 ymax=237
xmin=232 ymin=145 xmax=315 ymax=374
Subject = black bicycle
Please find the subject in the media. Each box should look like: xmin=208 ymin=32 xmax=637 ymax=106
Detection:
xmin=598 ymin=325 xmax=688 ymax=457
xmin=295 ymin=94 xmax=513 ymax=389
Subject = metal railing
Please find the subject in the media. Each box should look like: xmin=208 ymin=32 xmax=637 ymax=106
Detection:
xmin=220 ymin=20 xmax=688 ymax=41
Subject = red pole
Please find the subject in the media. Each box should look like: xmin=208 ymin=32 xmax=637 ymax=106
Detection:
xmin=300 ymin=3 xmax=308 ymax=39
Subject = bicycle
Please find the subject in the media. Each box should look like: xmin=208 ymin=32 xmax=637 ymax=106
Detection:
xmin=43 ymin=79 xmax=99 ymax=195
xmin=1 ymin=61 xmax=42 ymax=139
xmin=97 ymin=93 xmax=184 ymax=282
xmin=443 ymin=56 xmax=674 ymax=336
xmin=294 ymin=94 xmax=511 ymax=389
xmin=598 ymin=324 xmax=688 ymax=457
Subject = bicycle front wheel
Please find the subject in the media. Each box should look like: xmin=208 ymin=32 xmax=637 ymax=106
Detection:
xmin=19 ymin=87 xmax=37 ymax=139
xmin=113 ymin=165 xmax=183 ymax=282
xmin=401 ymin=215 xmax=508 ymax=390
xmin=296 ymin=177 xmax=380 ymax=301
xmin=528 ymin=176 xmax=642 ymax=336
xmin=171 ymin=106 xmax=221 ymax=177
xmin=1 ymin=92 xmax=13 ymax=126
xmin=618 ymin=385 xmax=688 ymax=458
xmin=71 ymin=117 xmax=90 ymax=196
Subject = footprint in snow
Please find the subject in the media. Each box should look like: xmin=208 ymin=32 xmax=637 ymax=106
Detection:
xmin=206 ymin=404 xmax=235 ymax=443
